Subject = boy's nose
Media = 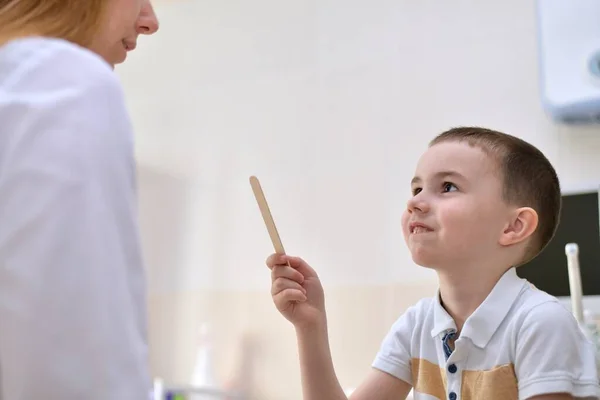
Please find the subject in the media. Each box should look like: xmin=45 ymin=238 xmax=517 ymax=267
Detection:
xmin=407 ymin=195 xmax=430 ymax=213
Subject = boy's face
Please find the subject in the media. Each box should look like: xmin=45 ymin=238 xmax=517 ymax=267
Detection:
xmin=402 ymin=141 xmax=512 ymax=269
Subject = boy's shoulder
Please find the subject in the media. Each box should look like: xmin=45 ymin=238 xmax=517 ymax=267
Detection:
xmin=507 ymin=283 xmax=600 ymax=398
xmin=510 ymin=281 xmax=574 ymax=325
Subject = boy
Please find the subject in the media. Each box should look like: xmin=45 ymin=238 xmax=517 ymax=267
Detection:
xmin=266 ymin=127 xmax=600 ymax=400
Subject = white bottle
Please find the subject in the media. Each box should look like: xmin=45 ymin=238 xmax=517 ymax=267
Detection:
xmin=190 ymin=323 xmax=217 ymax=400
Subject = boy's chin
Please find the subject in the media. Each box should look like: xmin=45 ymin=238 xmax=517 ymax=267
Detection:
xmin=412 ymin=259 xmax=437 ymax=269
xmin=409 ymin=249 xmax=442 ymax=269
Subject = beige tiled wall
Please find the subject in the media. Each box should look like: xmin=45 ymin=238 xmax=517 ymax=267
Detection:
xmin=147 ymin=281 xmax=437 ymax=399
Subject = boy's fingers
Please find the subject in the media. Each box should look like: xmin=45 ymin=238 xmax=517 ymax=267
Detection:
xmin=271 ymin=277 xmax=306 ymax=296
xmin=271 ymin=265 xmax=304 ymax=284
xmin=286 ymin=256 xmax=318 ymax=277
xmin=273 ymin=289 xmax=307 ymax=309
xmin=265 ymin=253 xmax=287 ymax=269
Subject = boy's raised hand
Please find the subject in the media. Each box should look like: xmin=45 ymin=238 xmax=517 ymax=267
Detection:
xmin=266 ymin=254 xmax=325 ymax=329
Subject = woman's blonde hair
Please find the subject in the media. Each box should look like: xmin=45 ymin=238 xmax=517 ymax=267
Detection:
xmin=0 ymin=0 xmax=108 ymax=47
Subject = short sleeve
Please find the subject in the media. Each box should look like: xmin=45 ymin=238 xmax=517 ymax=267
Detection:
xmin=515 ymin=301 xmax=600 ymax=400
xmin=371 ymin=304 xmax=418 ymax=385
xmin=0 ymin=40 xmax=149 ymax=400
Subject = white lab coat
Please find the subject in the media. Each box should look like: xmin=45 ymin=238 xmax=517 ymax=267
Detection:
xmin=0 ymin=37 xmax=150 ymax=399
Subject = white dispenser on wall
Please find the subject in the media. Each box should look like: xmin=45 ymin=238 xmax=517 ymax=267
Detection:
xmin=536 ymin=0 xmax=600 ymax=123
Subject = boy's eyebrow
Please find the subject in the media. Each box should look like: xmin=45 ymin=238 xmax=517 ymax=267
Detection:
xmin=411 ymin=171 xmax=467 ymax=185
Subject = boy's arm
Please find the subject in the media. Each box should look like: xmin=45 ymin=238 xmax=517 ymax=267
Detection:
xmin=295 ymin=319 xmax=347 ymax=400
xmin=296 ymin=320 xmax=412 ymax=400
xmin=515 ymin=301 xmax=599 ymax=400
xmin=267 ymin=254 xmax=415 ymax=400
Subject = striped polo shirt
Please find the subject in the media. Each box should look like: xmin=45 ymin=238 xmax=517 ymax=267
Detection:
xmin=372 ymin=267 xmax=600 ymax=400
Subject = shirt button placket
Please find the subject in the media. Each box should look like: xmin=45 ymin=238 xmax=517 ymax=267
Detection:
xmin=448 ymin=363 xmax=457 ymax=374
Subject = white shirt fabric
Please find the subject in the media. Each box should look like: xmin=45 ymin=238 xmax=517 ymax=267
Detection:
xmin=373 ymin=267 xmax=600 ymax=400
xmin=0 ymin=37 xmax=150 ymax=399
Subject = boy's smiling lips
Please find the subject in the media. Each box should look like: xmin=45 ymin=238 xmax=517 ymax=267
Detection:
xmin=409 ymin=221 xmax=434 ymax=234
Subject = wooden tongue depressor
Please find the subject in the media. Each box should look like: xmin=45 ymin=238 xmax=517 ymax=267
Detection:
xmin=249 ymin=176 xmax=287 ymax=256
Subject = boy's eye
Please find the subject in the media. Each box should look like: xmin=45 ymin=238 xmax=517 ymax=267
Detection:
xmin=412 ymin=187 xmax=422 ymax=196
xmin=443 ymin=182 xmax=458 ymax=192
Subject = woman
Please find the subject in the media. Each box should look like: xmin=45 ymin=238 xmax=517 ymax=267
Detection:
xmin=0 ymin=1 xmax=159 ymax=399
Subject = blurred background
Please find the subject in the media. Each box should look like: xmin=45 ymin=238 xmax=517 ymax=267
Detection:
xmin=115 ymin=0 xmax=600 ymax=398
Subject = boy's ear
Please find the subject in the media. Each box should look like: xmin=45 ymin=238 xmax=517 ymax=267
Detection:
xmin=499 ymin=207 xmax=538 ymax=247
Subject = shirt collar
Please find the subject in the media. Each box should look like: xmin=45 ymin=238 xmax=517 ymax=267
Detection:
xmin=430 ymin=267 xmax=527 ymax=348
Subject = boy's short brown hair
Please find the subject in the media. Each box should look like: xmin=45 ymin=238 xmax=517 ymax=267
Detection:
xmin=430 ymin=126 xmax=561 ymax=264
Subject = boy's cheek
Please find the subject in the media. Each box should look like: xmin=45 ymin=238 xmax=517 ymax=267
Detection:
xmin=400 ymin=211 xmax=411 ymax=234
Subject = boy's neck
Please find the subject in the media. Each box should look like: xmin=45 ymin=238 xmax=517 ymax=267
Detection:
xmin=437 ymin=264 xmax=509 ymax=333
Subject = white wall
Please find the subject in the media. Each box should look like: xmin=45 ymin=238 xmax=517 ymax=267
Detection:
xmin=121 ymin=0 xmax=600 ymax=292
xmin=117 ymin=0 xmax=600 ymax=397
